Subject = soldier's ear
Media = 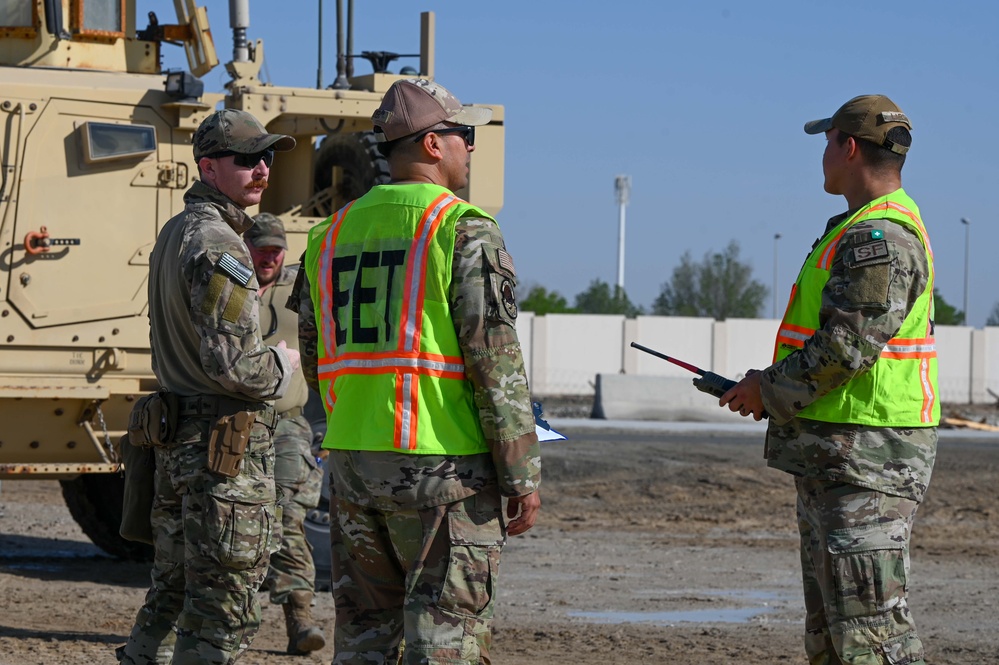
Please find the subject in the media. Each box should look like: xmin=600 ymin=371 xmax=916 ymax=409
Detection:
xmin=417 ymin=132 xmax=445 ymax=161
xmin=198 ymin=156 xmax=217 ymax=182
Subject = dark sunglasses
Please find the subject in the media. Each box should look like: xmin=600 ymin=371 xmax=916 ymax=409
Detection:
xmin=412 ymin=125 xmax=475 ymax=147
xmin=205 ymin=148 xmax=275 ymax=168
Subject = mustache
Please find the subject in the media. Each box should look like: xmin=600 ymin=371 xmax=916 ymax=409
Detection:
xmin=246 ymin=179 xmax=269 ymax=190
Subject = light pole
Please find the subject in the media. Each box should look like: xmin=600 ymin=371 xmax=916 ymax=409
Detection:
xmin=317 ymin=0 xmax=324 ymax=89
xmin=772 ymin=232 xmax=782 ymax=319
xmin=962 ymin=217 xmax=971 ymax=324
xmin=614 ymin=175 xmax=631 ymax=294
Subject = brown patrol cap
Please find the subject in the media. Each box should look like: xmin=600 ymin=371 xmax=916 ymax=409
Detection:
xmin=193 ymin=109 xmax=297 ymax=160
xmin=371 ymin=78 xmax=492 ymax=142
xmin=244 ymin=212 xmax=287 ymax=250
xmin=804 ymin=94 xmax=912 ymax=155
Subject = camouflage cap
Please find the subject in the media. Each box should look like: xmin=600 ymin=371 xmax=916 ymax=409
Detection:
xmin=244 ymin=212 xmax=287 ymax=250
xmin=804 ymin=94 xmax=912 ymax=155
xmin=193 ymin=109 xmax=297 ymax=160
xmin=371 ymin=78 xmax=492 ymax=142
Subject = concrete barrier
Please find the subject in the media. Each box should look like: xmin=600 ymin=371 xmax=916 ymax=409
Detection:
xmin=592 ymin=373 xmax=749 ymax=423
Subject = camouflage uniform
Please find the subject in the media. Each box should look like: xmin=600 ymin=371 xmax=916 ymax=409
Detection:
xmin=761 ymin=211 xmax=935 ymax=665
xmin=253 ymin=256 xmax=326 ymax=654
xmin=293 ymin=207 xmax=541 ymax=665
xmin=120 ymin=180 xmax=291 ymax=665
xmin=257 ymin=264 xmax=323 ymax=603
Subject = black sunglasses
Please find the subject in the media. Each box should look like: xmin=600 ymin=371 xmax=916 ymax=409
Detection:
xmin=205 ymin=148 xmax=275 ymax=168
xmin=411 ymin=125 xmax=475 ymax=147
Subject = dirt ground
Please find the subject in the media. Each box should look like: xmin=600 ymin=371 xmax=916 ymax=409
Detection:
xmin=2 ymin=417 xmax=998 ymax=665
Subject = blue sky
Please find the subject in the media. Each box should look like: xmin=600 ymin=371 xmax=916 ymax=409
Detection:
xmin=154 ymin=1 xmax=999 ymax=325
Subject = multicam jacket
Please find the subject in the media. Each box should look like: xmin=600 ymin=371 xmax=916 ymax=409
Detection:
xmin=149 ymin=180 xmax=291 ymax=401
xmin=259 ymin=264 xmax=308 ymax=415
xmin=292 ymin=186 xmax=541 ymax=509
xmin=761 ymin=202 xmax=936 ymax=501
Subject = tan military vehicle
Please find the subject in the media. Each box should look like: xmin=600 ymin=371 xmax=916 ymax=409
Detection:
xmin=0 ymin=0 xmax=504 ymax=560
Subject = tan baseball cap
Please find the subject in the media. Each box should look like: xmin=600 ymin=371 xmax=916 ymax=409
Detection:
xmin=244 ymin=212 xmax=287 ymax=250
xmin=371 ymin=78 xmax=492 ymax=142
xmin=804 ymin=94 xmax=912 ymax=154
xmin=193 ymin=109 xmax=296 ymax=160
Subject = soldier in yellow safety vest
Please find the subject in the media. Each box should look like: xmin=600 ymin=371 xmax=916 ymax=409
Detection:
xmin=721 ymin=95 xmax=937 ymax=665
xmin=291 ymin=78 xmax=541 ymax=664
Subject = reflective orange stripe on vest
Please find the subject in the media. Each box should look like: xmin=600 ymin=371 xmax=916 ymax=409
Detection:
xmin=318 ymin=351 xmax=466 ymax=380
xmin=316 ymin=202 xmax=354 ymax=412
xmin=918 ymin=357 xmax=935 ymax=424
xmin=316 ymin=192 xmax=466 ymax=450
xmin=775 ymin=322 xmax=814 ymax=350
xmin=880 ymin=337 xmax=937 ymax=360
xmin=886 ymin=317 xmax=937 ymax=424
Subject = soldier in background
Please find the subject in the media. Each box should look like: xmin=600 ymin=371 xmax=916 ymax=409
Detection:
xmin=291 ymin=78 xmax=542 ymax=664
xmin=119 ymin=109 xmax=299 ymax=665
xmin=721 ymin=95 xmax=937 ymax=665
xmin=244 ymin=213 xmax=326 ymax=655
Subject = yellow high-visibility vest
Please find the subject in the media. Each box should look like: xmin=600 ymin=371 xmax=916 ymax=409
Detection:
xmin=773 ymin=189 xmax=939 ymax=426
xmin=304 ymin=183 xmax=489 ymax=454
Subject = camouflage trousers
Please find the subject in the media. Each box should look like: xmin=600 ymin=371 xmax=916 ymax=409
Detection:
xmin=120 ymin=416 xmax=279 ymax=665
xmin=796 ymin=477 xmax=925 ymax=665
xmin=330 ymin=488 xmax=505 ymax=665
xmin=263 ymin=414 xmax=322 ymax=604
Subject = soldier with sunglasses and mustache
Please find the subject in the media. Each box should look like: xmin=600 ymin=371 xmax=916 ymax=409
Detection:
xmin=119 ymin=109 xmax=300 ymax=665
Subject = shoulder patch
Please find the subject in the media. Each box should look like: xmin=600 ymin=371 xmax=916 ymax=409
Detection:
xmin=217 ymin=252 xmax=254 ymax=286
xmin=496 ymin=248 xmax=516 ymax=277
xmin=500 ymin=278 xmax=518 ymax=320
xmin=850 ymin=239 xmax=890 ymax=265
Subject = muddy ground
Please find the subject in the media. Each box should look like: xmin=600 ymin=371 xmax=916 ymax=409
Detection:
xmin=1 ymin=417 xmax=998 ymax=664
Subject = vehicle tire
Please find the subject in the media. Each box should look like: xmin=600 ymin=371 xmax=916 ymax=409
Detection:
xmin=59 ymin=474 xmax=154 ymax=561
xmin=312 ymin=131 xmax=390 ymax=217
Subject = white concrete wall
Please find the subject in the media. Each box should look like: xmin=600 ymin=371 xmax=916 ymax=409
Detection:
xmin=531 ymin=314 xmax=625 ymax=395
xmin=626 ymin=316 xmax=714 ymax=377
xmin=935 ymin=326 xmax=972 ymax=403
xmin=982 ymin=327 xmax=999 ymax=401
xmin=718 ymin=318 xmax=781 ymax=378
xmin=519 ymin=314 xmax=985 ymax=404
xmin=516 ymin=311 xmax=534 ymax=387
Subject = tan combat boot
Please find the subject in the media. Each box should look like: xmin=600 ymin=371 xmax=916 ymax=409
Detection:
xmin=283 ymin=590 xmax=327 ymax=655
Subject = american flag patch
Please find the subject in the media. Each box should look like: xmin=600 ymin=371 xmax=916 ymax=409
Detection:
xmin=217 ymin=252 xmax=254 ymax=286
xmin=496 ymin=248 xmax=516 ymax=276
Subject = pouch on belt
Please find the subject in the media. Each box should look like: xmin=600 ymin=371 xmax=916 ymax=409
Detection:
xmin=119 ymin=433 xmax=155 ymax=545
xmin=126 ymin=391 xmax=179 ymax=448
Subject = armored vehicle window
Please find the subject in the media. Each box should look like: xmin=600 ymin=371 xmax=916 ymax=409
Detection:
xmin=72 ymin=0 xmax=124 ymax=37
xmin=0 ymin=1 xmax=34 ymax=28
xmin=80 ymin=122 xmax=157 ymax=164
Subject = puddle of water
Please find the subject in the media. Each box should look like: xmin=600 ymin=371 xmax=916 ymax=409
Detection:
xmin=569 ymin=606 xmax=774 ymax=625
xmin=569 ymin=587 xmax=792 ymax=625
xmin=639 ymin=588 xmax=782 ymax=602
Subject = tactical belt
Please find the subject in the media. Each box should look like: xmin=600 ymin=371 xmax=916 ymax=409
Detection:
xmin=177 ymin=394 xmax=278 ymax=429
xmin=278 ymin=406 xmax=304 ymax=420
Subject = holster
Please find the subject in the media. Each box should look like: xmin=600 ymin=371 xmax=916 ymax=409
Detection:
xmin=207 ymin=401 xmax=257 ymax=478
xmin=119 ymin=433 xmax=155 ymax=545
xmin=127 ymin=390 xmax=179 ymax=448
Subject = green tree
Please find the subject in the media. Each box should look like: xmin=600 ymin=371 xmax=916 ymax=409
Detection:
xmin=652 ymin=241 xmax=767 ymax=320
xmin=573 ymin=279 xmax=644 ymax=317
xmin=987 ymin=302 xmax=999 ymax=326
xmin=519 ymin=285 xmax=574 ymax=315
xmin=933 ymin=288 xmax=964 ymax=325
